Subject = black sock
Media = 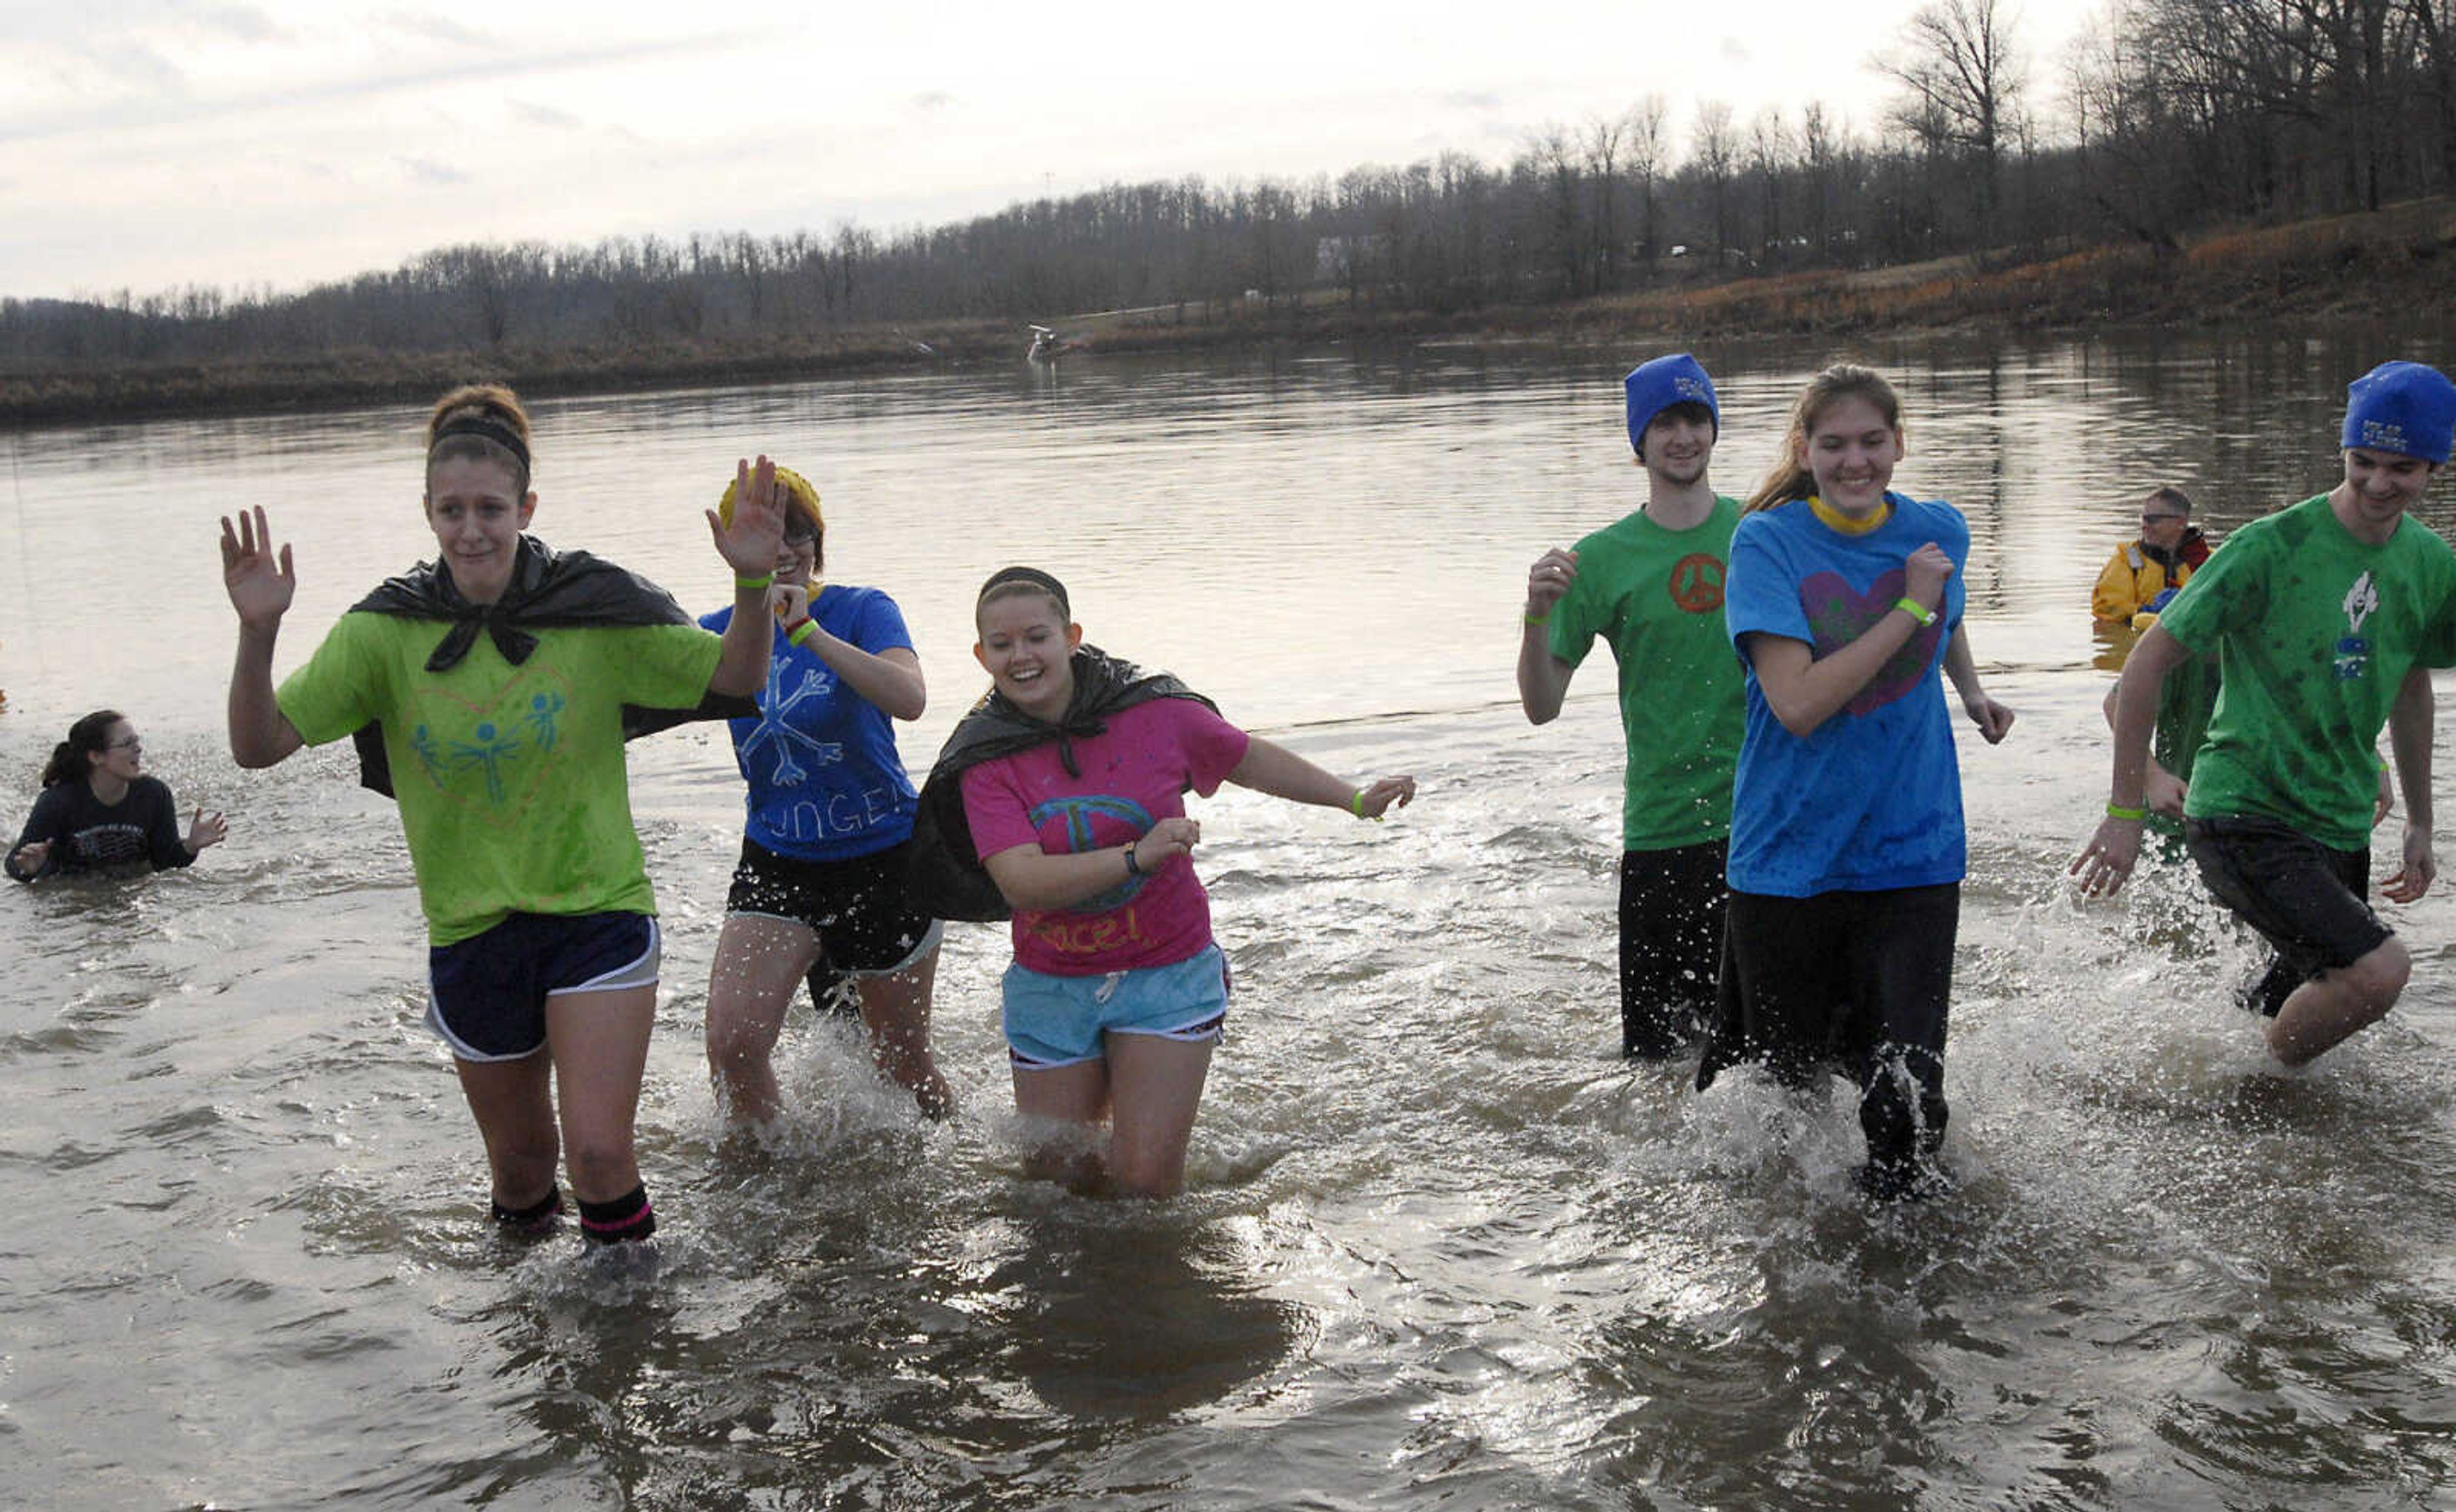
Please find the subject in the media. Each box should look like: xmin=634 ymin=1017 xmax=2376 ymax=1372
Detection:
xmin=576 ymin=1185 xmax=656 ymax=1245
xmin=491 ymin=1186 xmax=563 ymax=1236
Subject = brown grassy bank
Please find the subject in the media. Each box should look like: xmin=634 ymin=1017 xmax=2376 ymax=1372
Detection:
xmin=1526 ymin=196 xmax=2456 ymax=343
xmin=8 ymin=199 xmax=2453 ymax=427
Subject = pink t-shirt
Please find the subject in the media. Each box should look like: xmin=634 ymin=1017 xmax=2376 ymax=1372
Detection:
xmin=960 ymin=698 xmax=1250 ymax=975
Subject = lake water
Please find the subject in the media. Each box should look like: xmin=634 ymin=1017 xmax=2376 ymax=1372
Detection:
xmin=7 ymin=331 xmax=2456 ymax=1510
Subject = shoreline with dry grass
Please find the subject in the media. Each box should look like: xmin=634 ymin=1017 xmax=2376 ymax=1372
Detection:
xmin=7 ymin=198 xmax=2452 ymax=427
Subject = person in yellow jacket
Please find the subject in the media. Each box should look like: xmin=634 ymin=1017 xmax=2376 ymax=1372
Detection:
xmin=2093 ymin=486 xmax=2209 ymax=622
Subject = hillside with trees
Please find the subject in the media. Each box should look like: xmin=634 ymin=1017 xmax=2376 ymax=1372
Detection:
xmin=6 ymin=0 xmax=2454 ymax=420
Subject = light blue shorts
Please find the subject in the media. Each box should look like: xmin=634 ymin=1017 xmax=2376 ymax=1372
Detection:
xmin=1001 ymin=943 xmax=1231 ymax=1071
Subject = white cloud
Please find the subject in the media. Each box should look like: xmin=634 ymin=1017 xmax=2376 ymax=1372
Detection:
xmin=0 ymin=0 xmax=2090 ymax=299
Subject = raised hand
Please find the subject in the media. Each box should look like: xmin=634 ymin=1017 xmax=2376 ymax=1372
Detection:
xmin=1904 ymin=541 xmax=1955 ymax=608
xmin=1525 ymin=548 xmax=1579 ymax=621
xmin=221 ymin=506 xmax=297 ymax=628
xmin=709 ymin=455 xmax=787 ymax=579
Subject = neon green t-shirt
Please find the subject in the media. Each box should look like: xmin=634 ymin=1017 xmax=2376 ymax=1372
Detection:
xmin=2161 ymin=494 xmax=2456 ymax=850
xmin=1547 ymin=496 xmax=1746 ymax=851
xmin=277 ymin=612 xmax=724 ymax=944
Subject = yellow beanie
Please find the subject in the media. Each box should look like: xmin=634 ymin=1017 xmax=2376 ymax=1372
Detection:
xmin=717 ymin=464 xmax=823 ymax=534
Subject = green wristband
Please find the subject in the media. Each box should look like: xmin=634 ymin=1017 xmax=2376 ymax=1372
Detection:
xmin=1524 ymin=611 xmax=1549 ymax=627
xmin=736 ymin=571 xmax=774 ymax=592
xmin=1348 ymin=789 xmax=1367 ymax=818
xmin=784 ymin=618 xmax=816 ymax=647
xmin=1894 ymin=596 xmax=1936 ymax=627
xmin=2105 ymin=802 xmax=2148 ymax=822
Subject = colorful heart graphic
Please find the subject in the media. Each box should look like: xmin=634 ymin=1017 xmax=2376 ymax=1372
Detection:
xmin=1799 ymin=567 xmax=1942 ymax=716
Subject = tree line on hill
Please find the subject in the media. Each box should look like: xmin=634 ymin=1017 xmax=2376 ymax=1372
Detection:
xmin=5 ymin=0 xmax=2452 ymax=372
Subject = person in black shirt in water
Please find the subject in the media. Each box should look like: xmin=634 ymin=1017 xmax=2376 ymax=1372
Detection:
xmin=7 ymin=709 xmax=226 ymax=881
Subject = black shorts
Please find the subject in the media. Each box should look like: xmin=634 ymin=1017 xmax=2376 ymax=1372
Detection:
xmin=726 ymin=837 xmax=940 ymax=976
xmin=1616 ymin=840 xmax=1728 ymax=1057
xmin=2184 ymin=815 xmax=2387 ymax=985
xmin=425 ymin=911 xmax=660 ymax=1062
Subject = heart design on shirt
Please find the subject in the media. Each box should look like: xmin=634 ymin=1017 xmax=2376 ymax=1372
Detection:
xmin=1799 ymin=567 xmax=1942 ymax=716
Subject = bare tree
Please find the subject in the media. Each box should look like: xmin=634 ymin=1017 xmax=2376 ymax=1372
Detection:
xmin=1799 ymin=101 xmax=1852 ymax=263
xmin=1873 ymin=0 xmax=2027 ymax=237
xmin=1690 ymin=100 xmax=1739 ymax=262
xmin=1527 ymin=125 xmax=1586 ymax=296
xmin=1624 ymin=94 xmax=1671 ymax=271
xmin=1583 ymin=113 xmax=1627 ymax=290
xmin=1747 ymin=107 xmax=1798 ymax=262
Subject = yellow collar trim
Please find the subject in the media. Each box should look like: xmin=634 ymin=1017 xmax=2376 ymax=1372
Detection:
xmin=1808 ymin=494 xmax=1891 ymax=535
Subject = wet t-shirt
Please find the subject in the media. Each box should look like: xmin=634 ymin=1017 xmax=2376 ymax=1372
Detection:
xmin=961 ymin=698 xmax=1249 ymax=975
xmin=2159 ymin=493 xmax=2456 ymax=849
xmin=278 ymin=611 xmax=721 ymax=943
xmin=702 ymin=584 xmax=918 ymax=862
xmin=1547 ymin=497 xmax=1745 ymax=850
xmin=1722 ymin=492 xmax=1969 ymax=897
xmin=6 ymin=776 xmax=194 ymax=879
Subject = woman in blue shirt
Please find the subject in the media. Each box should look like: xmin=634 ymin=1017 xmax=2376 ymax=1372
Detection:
xmin=700 ymin=466 xmax=951 ymax=1125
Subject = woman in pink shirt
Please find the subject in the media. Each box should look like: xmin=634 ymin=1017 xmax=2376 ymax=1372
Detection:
xmin=917 ymin=567 xmax=1415 ymax=1197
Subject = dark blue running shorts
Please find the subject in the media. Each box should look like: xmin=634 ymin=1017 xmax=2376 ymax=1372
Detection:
xmin=425 ymin=911 xmax=661 ymax=1062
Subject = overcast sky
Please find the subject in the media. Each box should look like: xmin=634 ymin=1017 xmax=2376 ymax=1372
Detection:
xmin=1 ymin=0 xmax=2094 ymax=303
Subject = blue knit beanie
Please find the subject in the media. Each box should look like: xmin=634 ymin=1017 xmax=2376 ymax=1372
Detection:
xmin=2342 ymin=361 xmax=2456 ymax=464
xmin=1623 ymin=352 xmax=1719 ymax=459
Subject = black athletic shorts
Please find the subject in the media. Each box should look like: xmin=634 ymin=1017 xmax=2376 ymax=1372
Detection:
xmin=726 ymin=837 xmax=940 ymax=976
xmin=2184 ymin=815 xmax=2387 ymax=985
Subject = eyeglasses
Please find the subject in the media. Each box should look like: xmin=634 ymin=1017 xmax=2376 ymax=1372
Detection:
xmin=107 ymin=737 xmax=143 ymax=752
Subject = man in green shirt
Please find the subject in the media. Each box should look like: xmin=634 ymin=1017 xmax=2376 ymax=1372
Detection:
xmin=2075 ymin=361 xmax=2456 ymax=1066
xmin=1519 ymin=352 xmax=1747 ymax=1059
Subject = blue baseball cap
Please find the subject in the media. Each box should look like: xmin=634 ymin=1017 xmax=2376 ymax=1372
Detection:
xmin=1623 ymin=352 xmax=1719 ymax=459
xmin=2342 ymin=361 xmax=2456 ymax=464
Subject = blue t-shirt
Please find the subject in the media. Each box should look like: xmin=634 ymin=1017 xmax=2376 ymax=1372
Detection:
xmin=1723 ymin=492 xmax=1969 ymax=897
xmin=700 ymin=584 xmax=919 ymax=862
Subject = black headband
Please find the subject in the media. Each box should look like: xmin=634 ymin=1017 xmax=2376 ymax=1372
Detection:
xmin=430 ymin=413 xmax=531 ymax=471
xmin=978 ymin=566 xmax=1070 ymax=618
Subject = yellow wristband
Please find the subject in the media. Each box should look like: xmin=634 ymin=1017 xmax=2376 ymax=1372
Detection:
xmin=1894 ymin=597 xmax=1937 ymax=627
xmin=784 ymin=618 xmax=815 ymax=647
xmin=2105 ymin=802 xmax=2148 ymax=822
xmin=736 ymin=571 xmax=774 ymax=591
xmin=1348 ymin=789 xmax=1367 ymax=818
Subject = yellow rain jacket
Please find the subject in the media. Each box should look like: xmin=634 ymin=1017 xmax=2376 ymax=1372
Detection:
xmin=2093 ymin=542 xmax=2192 ymax=624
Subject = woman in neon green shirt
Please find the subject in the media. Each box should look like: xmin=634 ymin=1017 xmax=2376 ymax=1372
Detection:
xmin=221 ymin=383 xmax=787 ymax=1249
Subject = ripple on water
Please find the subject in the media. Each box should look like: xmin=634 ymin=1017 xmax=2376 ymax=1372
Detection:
xmin=15 ymin=350 xmax=2456 ymax=1510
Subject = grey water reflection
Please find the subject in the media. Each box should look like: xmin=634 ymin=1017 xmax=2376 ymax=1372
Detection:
xmin=7 ymin=324 xmax=2456 ymax=1509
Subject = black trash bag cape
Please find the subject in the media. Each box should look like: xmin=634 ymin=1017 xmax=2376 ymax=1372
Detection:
xmin=344 ymin=534 xmax=754 ymax=798
xmin=906 ymin=645 xmax=1216 ymax=923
